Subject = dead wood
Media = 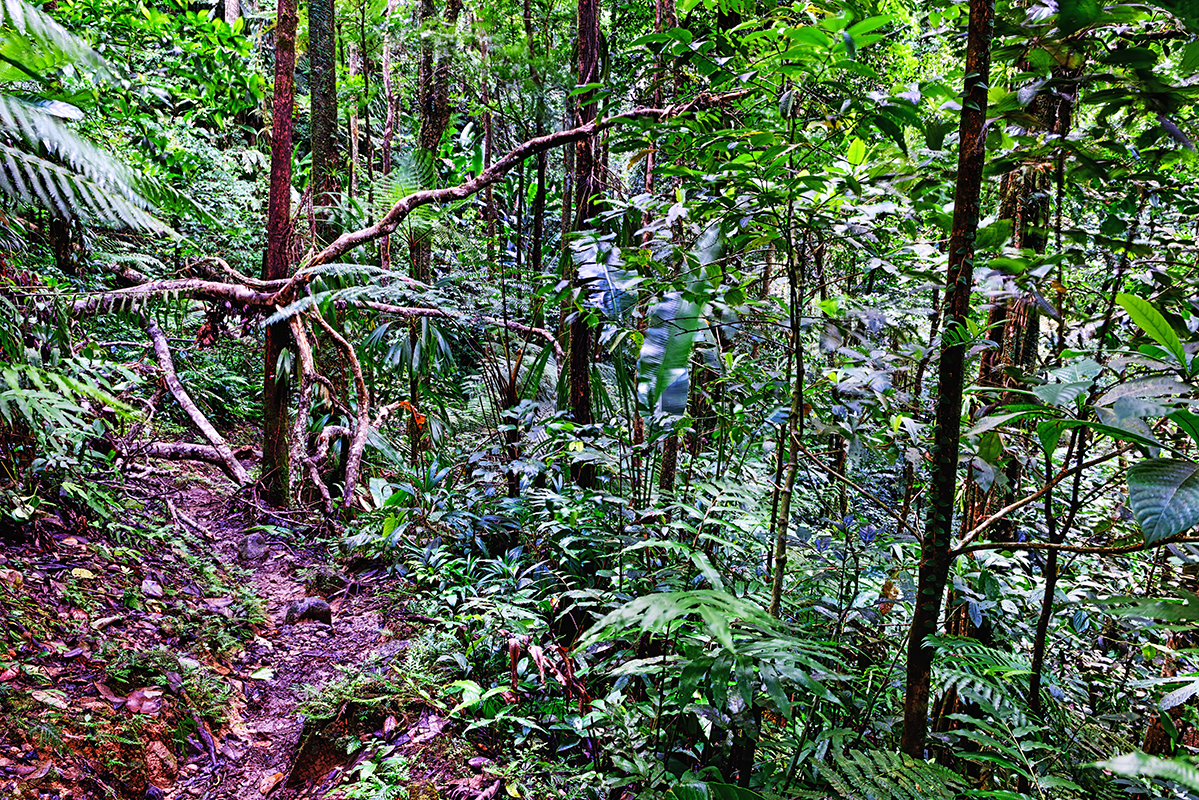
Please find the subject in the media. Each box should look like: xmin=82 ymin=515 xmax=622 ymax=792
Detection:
xmin=145 ymin=317 xmax=252 ymax=485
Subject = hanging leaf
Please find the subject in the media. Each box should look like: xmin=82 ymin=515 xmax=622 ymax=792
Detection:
xmin=1117 ymin=293 xmax=1188 ymax=369
xmin=1098 ymin=752 xmax=1199 ymax=791
xmin=1127 ymin=458 xmax=1199 ymax=544
xmin=638 ymin=292 xmax=701 ymax=416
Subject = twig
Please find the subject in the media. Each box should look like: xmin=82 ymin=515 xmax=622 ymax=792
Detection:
xmin=793 ymin=438 xmax=922 ymax=541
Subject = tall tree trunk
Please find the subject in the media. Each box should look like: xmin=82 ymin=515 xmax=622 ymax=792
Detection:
xmin=347 ymin=38 xmax=360 ymax=201
xmin=309 ymin=0 xmax=339 ymax=245
xmin=379 ymin=0 xmax=400 ymax=272
xmin=224 ymin=0 xmax=239 ymax=26
xmin=900 ymin=0 xmax=994 ymax=759
xmin=568 ymin=0 xmax=600 ymax=488
xmin=262 ymin=0 xmax=299 ymax=507
xmin=413 ymin=0 xmax=464 ymax=282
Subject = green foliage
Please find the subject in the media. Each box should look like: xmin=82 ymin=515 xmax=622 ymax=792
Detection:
xmin=819 ymin=749 xmax=966 ymax=800
xmin=1126 ymin=459 xmax=1199 ymax=544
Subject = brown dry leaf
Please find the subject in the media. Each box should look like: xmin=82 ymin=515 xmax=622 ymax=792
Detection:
xmin=259 ymin=770 xmax=284 ymax=795
xmin=0 ymin=667 xmax=17 ymax=682
xmin=91 ymin=615 xmax=122 ymax=630
xmin=407 ymin=711 xmax=449 ymax=745
xmin=0 ymin=568 xmax=21 ymax=589
xmin=15 ymin=759 xmax=51 ymax=780
xmin=125 ymin=687 xmax=164 ymax=716
xmin=30 ymin=689 xmax=69 ymax=710
xmin=95 ymin=682 xmax=125 ymax=705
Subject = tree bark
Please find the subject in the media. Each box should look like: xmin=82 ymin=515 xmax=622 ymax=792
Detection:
xmin=412 ymin=0 xmax=464 ymax=282
xmin=262 ymin=0 xmax=299 ymax=507
xmin=569 ymin=0 xmax=601 ymax=488
xmin=309 ymin=0 xmax=339 ymax=245
xmin=900 ymin=0 xmax=994 ymax=759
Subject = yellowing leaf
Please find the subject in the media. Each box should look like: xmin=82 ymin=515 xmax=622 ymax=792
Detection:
xmin=71 ymin=568 xmax=95 ymax=579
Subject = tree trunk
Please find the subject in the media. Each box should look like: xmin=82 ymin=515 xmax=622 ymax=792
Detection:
xmin=900 ymin=0 xmax=994 ymax=759
xmin=309 ymin=0 xmax=339 ymax=245
xmin=413 ymin=0 xmax=464 ymax=282
xmin=379 ymin=0 xmax=400 ymax=272
xmin=224 ymin=0 xmax=239 ymax=26
xmin=262 ymin=0 xmax=299 ymax=507
xmin=568 ymin=0 xmax=601 ymax=488
xmin=347 ymin=39 xmax=360 ymax=201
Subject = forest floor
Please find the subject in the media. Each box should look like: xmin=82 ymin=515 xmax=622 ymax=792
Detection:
xmin=0 ymin=465 xmax=481 ymax=800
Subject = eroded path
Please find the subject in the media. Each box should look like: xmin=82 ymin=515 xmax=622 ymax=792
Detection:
xmin=0 ymin=466 xmax=465 ymax=800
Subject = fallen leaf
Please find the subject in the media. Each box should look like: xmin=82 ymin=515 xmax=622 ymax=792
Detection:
xmin=0 ymin=667 xmax=17 ymax=681
xmin=15 ymin=759 xmax=51 ymax=780
xmin=0 ymin=568 xmax=21 ymax=588
xmin=30 ymin=689 xmax=69 ymax=710
xmin=142 ymin=579 xmax=164 ymax=598
xmin=125 ymin=687 xmax=164 ymax=716
xmin=249 ymin=667 xmax=274 ymax=681
xmin=71 ymin=568 xmax=96 ymax=579
xmin=91 ymin=615 xmax=122 ymax=630
xmin=95 ymin=682 xmax=125 ymax=705
xmin=259 ymin=770 xmax=284 ymax=794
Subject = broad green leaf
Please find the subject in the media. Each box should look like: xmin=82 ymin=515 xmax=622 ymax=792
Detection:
xmin=1032 ymin=380 xmax=1091 ymax=408
xmin=638 ymin=292 xmax=700 ymax=416
xmin=1117 ymin=293 xmax=1188 ymax=368
xmin=1127 ymin=458 xmax=1199 ymax=544
xmin=1098 ymin=752 xmax=1199 ymax=791
xmin=1172 ymin=409 xmax=1199 ymax=447
xmin=666 ymin=783 xmax=767 ymax=800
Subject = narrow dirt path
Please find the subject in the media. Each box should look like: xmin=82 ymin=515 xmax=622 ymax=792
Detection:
xmin=167 ymin=475 xmax=405 ymax=800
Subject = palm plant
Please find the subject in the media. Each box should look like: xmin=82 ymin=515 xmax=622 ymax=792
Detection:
xmin=0 ymin=0 xmax=185 ymax=233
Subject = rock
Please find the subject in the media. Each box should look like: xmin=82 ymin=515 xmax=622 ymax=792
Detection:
xmin=144 ymin=740 xmax=178 ymax=787
xmin=284 ymin=597 xmax=332 ymax=626
xmin=304 ymin=564 xmax=349 ymax=596
xmin=238 ymin=533 xmax=269 ymax=563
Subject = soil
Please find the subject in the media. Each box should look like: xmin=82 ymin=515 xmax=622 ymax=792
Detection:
xmin=0 ymin=465 xmax=473 ymax=800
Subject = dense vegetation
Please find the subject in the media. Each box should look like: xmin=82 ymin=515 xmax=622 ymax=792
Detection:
xmin=3 ymin=0 xmax=1199 ymax=796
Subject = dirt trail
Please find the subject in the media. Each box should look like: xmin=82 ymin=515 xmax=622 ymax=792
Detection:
xmin=167 ymin=477 xmax=404 ymax=800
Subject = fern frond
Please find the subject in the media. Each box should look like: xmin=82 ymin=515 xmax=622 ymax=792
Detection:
xmin=0 ymin=143 xmax=165 ymax=230
xmin=820 ymin=748 xmax=966 ymax=800
xmin=0 ymin=0 xmax=108 ymax=77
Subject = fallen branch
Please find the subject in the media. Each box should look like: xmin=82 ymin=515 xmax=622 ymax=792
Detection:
xmin=289 ymin=91 xmax=751 ymax=283
xmin=145 ymin=317 xmax=251 ymax=485
xmin=309 ymin=302 xmax=370 ymax=510
xmin=143 ymin=441 xmax=259 ymax=466
xmin=75 ymin=279 xmax=275 ymax=314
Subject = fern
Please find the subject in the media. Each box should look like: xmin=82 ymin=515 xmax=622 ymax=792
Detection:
xmin=819 ymin=748 xmax=965 ymax=800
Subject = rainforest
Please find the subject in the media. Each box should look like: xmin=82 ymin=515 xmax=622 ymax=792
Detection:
xmin=1 ymin=0 xmax=1199 ymax=798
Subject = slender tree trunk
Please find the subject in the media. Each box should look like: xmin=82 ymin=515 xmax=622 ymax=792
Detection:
xmin=900 ymin=0 xmax=994 ymax=758
xmin=413 ymin=0 xmax=464 ymax=282
xmin=224 ymin=0 xmax=239 ymax=26
xmin=379 ymin=0 xmax=400 ymax=272
xmin=568 ymin=0 xmax=600 ymax=488
xmin=348 ymin=39 xmax=360 ymax=201
xmin=309 ymin=0 xmax=339 ymax=245
xmin=262 ymin=0 xmax=300 ymax=507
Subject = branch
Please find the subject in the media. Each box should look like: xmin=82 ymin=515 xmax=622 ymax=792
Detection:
xmin=951 ymin=444 xmax=1132 ymax=555
xmin=145 ymin=317 xmax=251 ymax=485
xmin=291 ymin=91 xmax=750 ymax=278
xmin=957 ymin=535 xmax=1199 ymax=558
xmin=309 ymin=302 xmax=370 ymax=510
xmin=75 ymin=279 xmax=275 ymax=313
xmin=143 ymin=441 xmax=260 ymax=467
